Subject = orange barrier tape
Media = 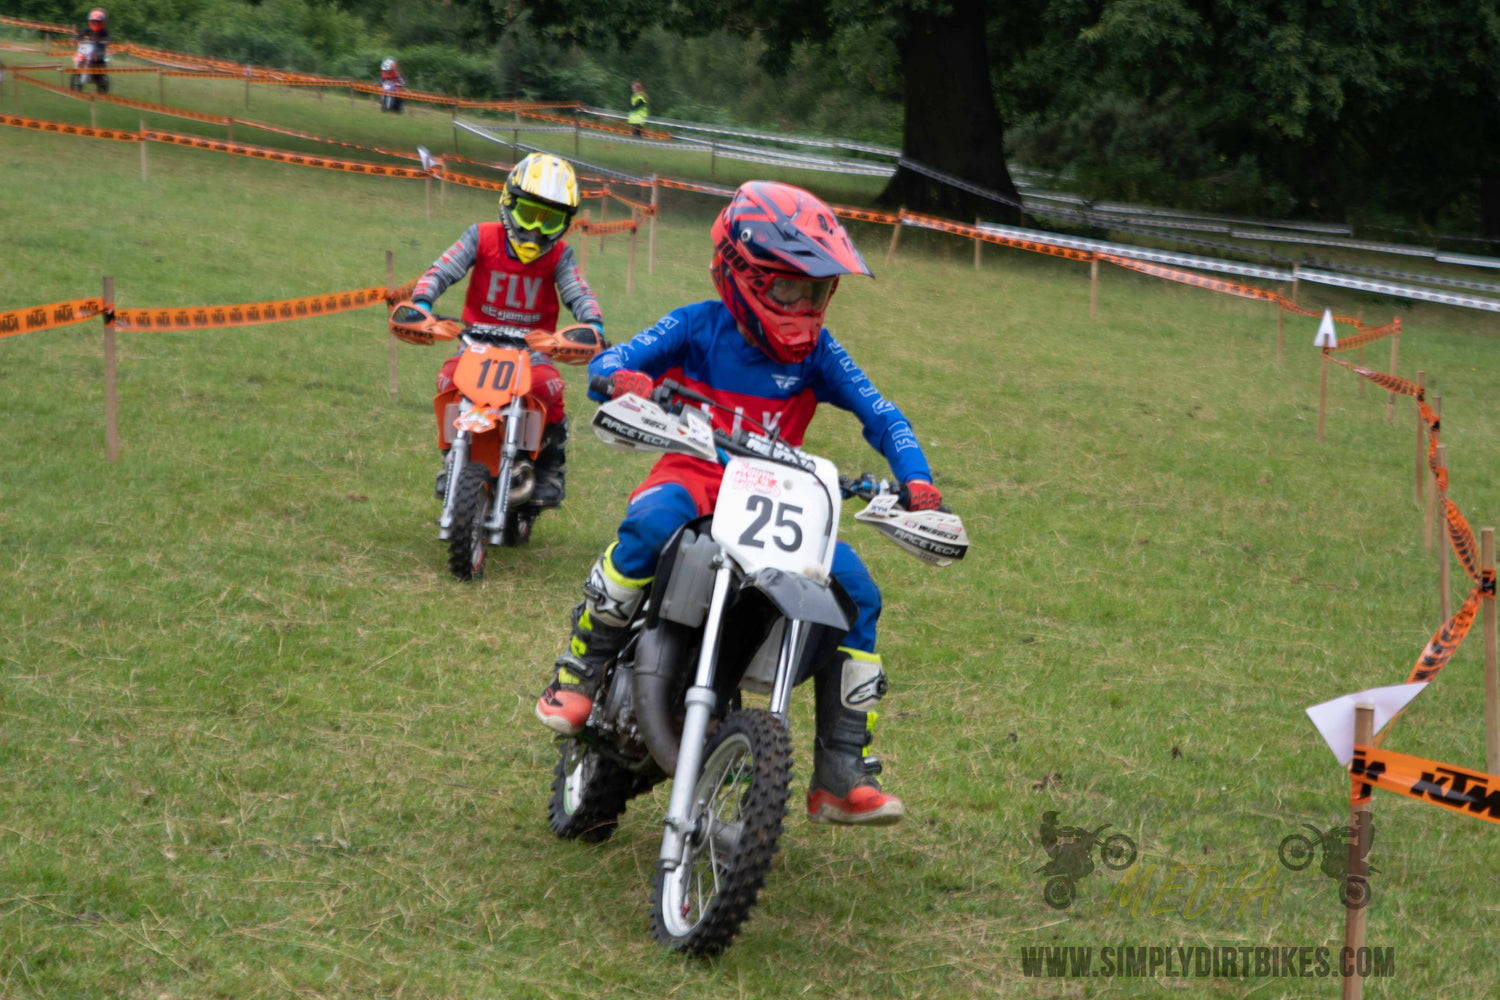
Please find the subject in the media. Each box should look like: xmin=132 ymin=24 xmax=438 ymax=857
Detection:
xmin=0 ymin=41 xmax=46 ymax=52
xmin=234 ymin=117 xmax=419 ymax=161
xmin=1101 ymin=254 xmax=1283 ymax=302
xmin=0 ymin=111 xmax=140 ymax=142
xmin=571 ymin=218 xmax=637 ymax=237
xmin=905 ymin=211 xmax=1097 ymax=261
xmin=834 ymin=205 xmax=900 ymax=226
xmin=0 ymin=15 xmax=68 ymax=32
xmin=0 ymin=298 xmax=105 ymax=339
xmin=112 ymin=287 xmax=388 ymax=332
xmin=16 ymin=72 xmax=234 ymax=125
xmin=143 ymin=128 xmax=430 ymax=178
xmin=527 ymin=106 xmax=671 ymax=140
xmin=1409 ymin=585 xmax=1485 ymax=682
xmin=604 ymin=187 xmax=657 ymax=216
xmin=1446 ymin=499 xmax=1482 ymax=583
xmin=432 ymin=166 xmax=504 ymax=192
xmin=1351 ymin=745 xmax=1500 ymax=826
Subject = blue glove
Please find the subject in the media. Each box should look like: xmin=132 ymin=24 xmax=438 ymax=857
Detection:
xmin=413 ymin=299 xmax=433 ymax=311
xmin=588 ymin=321 xmax=605 ymax=338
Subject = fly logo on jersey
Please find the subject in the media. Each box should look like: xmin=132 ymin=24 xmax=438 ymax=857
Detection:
xmin=487 ymin=273 xmax=545 ymax=312
xmin=770 ymin=373 xmax=803 ymax=392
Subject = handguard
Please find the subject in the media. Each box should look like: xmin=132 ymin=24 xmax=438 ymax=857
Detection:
xmin=388 ymin=300 xmax=461 ymax=346
xmin=526 ymin=324 xmax=610 ymax=365
xmin=854 ymin=493 xmax=970 ymax=567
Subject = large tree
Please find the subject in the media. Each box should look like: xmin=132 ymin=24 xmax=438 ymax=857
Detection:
xmin=504 ymin=0 xmax=1024 ymax=221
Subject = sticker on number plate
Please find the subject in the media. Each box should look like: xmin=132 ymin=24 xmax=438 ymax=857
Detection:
xmin=454 ymin=406 xmax=501 ymax=433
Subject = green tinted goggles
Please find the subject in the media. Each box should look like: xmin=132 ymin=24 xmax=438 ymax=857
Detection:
xmin=512 ymin=197 xmax=570 ymax=235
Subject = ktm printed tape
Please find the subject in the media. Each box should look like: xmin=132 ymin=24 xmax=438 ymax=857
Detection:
xmin=0 ymin=298 xmax=105 ymax=339
xmin=0 ymin=112 xmax=140 ymax=142
xmin=143 ymin=128 xmax=430 ymax=178
xmin=1351 ymin=745 xmax=1500 ymax=826
xmin=111 ymin=287 xmax=389 ymax=332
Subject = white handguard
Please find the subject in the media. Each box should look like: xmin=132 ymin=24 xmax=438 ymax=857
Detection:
xmin=853 ymin=493 xmax=969 ymax=567
xmin=591 ymin=393 xmax=718 ymax=461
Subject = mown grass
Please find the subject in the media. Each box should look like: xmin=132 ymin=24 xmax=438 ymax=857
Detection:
xmin=3 ymin=52 xmax=1500 ymax=999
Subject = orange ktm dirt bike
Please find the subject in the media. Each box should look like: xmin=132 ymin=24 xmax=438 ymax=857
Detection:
xmin=389 ymin=301 xmax=607 ymax=579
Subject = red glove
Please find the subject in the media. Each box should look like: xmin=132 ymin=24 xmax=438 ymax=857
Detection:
xmin=610 ymin=369 xmax=654 ymax=400
xmin=902 ymin=480 xmax=942 ymax=512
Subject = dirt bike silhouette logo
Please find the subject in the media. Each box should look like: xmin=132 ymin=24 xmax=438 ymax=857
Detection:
xmin=1036 ymin=811 xmax=1138 ymax=909
xmin=1278 ymin=818 xmax=1376 ymax=909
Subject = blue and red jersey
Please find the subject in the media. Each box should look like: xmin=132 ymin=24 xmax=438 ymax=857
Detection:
xmin=588 ymin=299 xmax=932 ymax=486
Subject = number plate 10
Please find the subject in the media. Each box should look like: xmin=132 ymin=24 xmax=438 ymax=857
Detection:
xmin=453 ymin=344 xmax=532 ymax=407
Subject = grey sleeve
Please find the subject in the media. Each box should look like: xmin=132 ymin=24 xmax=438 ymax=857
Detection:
xmin=553 ymin=242 xmax=603 ymax=326
xmin=412 ymin=224 xmax=480 ymax=304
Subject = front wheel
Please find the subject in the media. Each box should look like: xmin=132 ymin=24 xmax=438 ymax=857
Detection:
xmin=446 ymin=462 xmax=491 ymax=580
xmin=649 ymin=709 xmax=792 ymax=956
xmin=548 ymin=738 xmax=636 ymax=843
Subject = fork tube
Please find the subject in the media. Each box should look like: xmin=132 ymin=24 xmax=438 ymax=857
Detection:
xmin=438 ymin=430 xmax=470 ymax=535
xmin=767 ymin=619 xmax=804 ymax=718
xmin=485 ymin=396 xmax=523 ymax=534
xmin=659 ymin=560 xmax=734 ymax=866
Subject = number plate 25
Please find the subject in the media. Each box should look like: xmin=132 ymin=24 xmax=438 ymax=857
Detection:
xmin=712 ymin=456 xmax=840 ymax=578
xmin=453 ymin=344 xmax=532 ymax=407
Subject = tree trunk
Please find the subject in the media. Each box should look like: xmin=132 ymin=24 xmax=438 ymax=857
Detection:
xmin=878 ymin=0 xmax=1021 ymax=223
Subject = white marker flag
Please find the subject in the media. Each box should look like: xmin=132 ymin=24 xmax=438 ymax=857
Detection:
xmin=1313 ymin=308 xmax=1338 ymax=348
xmin=417 ymin=146 xmax=436 ymax=172
xmin=1305 ymin=683 xmax=1427 ymax=766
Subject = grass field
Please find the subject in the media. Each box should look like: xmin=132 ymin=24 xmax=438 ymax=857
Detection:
xmin=3 ymin=48 xmax=1500 ymax=999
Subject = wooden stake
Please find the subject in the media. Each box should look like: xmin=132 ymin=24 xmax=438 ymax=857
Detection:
xmin=440 ymin=172 xmax=446 ymax=207
xmin=104 ymin=276 xmax=118 ymax=463
xmin=884 ymin=212 xmax=904 ymax=270
xmin=1385 ymin=334 xmax=1400 ymax=423
xmin=1291 ymin=263 xmax=1300 ymax=306
xmin=1341 ymin=703 xmax=1374 ymax=1000
xmin=90 ymin=98 xmax=96 ymax=129
xmin=1317 ymin=351 xmax=1329 ymax=443
xmin=1414 ymin=371 xmax=1426 ymax=505
xmin=425 ymin=177 xmax=431 ymax=221
xmin=139 ymin=120 xmax=147 ymax=181
xmin=245 ymin=67 xmax=251 ymax=108
xmin=578 ymin=211 xmax=590 ymax=274
xmin=386 ymin=250 xmax=398 ymax=400
xmin=1425 ymin=397 xmax=1441 ymax=550
xmin=974 ymin=216 xmax=981 ymax=270
xmin=627 ymin=220 xmax=638 ymax=296
xmin=599 ymin=191 xmax=608 ymax=255
xmin=648 ymin=175 xmax=659 ymax=276
xmin=709 ymin=137 xmax=716 ymax=177
xmin=158 ymin=70 xmax=164 ymax=104
xmin=1089 ymin=258 xmax=1099 ymax=319
xmin=573 ymin=114 xmax=580 ymax=156
xmin=1438 ymin=444 xmax=1451 ymax=622
xmin=1357 ymin=345 xmax=1365 ymax=395
xmin=1484 ymin=528 xmax=1498 ymax=775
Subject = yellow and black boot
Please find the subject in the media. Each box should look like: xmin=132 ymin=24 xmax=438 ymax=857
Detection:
xmin=807 ymin=649 xmax=905 ymax=826
xmin=535 ymin=547 xmax=647 ymax=735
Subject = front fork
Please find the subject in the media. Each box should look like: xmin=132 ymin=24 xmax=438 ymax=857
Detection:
xmin=658 ymin=562 xmax=806 ymax=868
xmin=483 ymin=396 xmax=524 ymax=543
xmin=436 ymin=422 xmax=471 ymax=541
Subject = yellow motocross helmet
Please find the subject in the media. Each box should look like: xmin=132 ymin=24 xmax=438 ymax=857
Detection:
xmin=499 ymin=153 xmax=580 ymax=264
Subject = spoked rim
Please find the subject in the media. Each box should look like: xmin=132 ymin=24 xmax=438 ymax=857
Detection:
xmin=659 ymin=732 xmax=753 ymax=939
xmin=467 ymin=486 xmax=489 ymax=575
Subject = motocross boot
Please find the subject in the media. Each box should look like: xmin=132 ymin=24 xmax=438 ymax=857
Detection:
xmin=530 ymin=417 xmax=568 ymax=509
xmin=807 ymin=649 xmax=905 ymax=826
xmin=536 ymin=546 xmax=648 ymax=735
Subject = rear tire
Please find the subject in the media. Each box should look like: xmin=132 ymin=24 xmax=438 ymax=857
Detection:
xmin=446 ymin=462 xmax=491 ymax=580
xmin=548 ymin=738 xmax=636 ymax=843
xmin=649 ymin=709 xmax=792 ymax=956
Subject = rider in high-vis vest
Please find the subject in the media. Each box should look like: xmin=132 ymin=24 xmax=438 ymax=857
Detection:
xmin=411 ymin=153 xmax=603 ymax=509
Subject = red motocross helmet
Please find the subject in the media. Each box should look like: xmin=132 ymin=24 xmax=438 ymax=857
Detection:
xmin=710 ymin=180 xmax=871 ymax=363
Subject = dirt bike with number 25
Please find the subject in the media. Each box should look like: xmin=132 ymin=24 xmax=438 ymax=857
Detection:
xmin=548 ymin=374 xmax=969 ymax=955
xmin=388 ymin=301 xmax=607 ymax=579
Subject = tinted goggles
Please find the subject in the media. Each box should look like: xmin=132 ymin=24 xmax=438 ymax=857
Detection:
xmin=767 ymin=275 xmax=835 ymax=311
xmin=512 ymin=197 xmax=570 ymax=235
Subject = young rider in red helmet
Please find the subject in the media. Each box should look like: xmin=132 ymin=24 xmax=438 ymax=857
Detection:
xmin=536 ymin=180 xmax=945 ymax=826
